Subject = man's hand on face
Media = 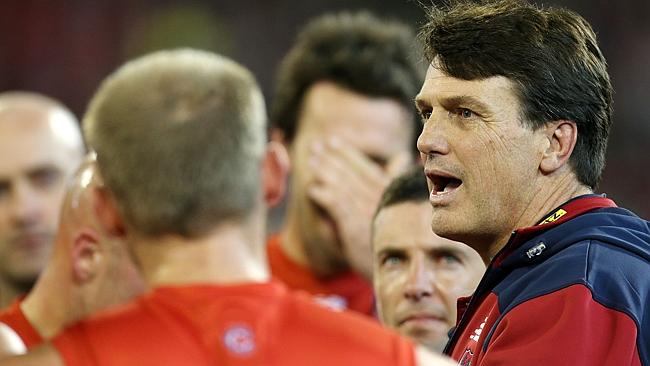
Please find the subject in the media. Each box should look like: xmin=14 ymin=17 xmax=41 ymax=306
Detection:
xmin=307 ymin=136 xmax=411 ymax=279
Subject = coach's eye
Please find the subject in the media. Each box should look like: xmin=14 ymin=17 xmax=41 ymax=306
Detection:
xmin=451 ymin=108 xmax=474 ymax=119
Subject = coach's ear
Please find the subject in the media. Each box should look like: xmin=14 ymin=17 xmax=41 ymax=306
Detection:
xmin=262 ymin=141 xmax=289 ymax=207
xmin=539 ymin=120 xmax=578 ymax=174
xmin=93 ymin=186 xmax=126 ymax=238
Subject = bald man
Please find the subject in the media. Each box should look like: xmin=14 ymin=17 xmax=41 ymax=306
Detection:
xmin=0 ymin=155 xmax=146 ymax=354
xmin=0 ymin=92 xmax=85 ymax=306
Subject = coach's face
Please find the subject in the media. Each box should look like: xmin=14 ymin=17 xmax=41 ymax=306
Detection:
xmin=415 ymin=60 xmax=549 ymax=259
xmin=373 ymin=201 xmax=484 ymax=352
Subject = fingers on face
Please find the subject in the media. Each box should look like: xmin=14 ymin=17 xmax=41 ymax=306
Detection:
xmin=309 ymin=137 xmax=389 ymax=194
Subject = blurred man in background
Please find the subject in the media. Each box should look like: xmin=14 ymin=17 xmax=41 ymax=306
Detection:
xmin=268 ymin=11 xmax=422 ymax=315
xmin=0 ymin=92 xmax=84 ymax=307
xmin=373 ymin=168 xmax=484 ymax=352
xmin=0 ymin=156 xmax=146 ymax=351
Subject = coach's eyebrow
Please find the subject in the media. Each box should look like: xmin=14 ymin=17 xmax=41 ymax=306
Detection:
xmin=439 ymin=95 xmax=491 ymax=115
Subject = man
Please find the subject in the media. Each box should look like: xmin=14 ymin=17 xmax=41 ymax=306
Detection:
xmin=0 ymin=155 xmax=146 ymax=351
xmin=268 ymin=11 xmax=422 ymax=315
xmin=373 ymin=168 xmax=484 ymax=353
xmin=415 ymin=0 xmax=650 ymax=364
xmin=0 ymin=49 xmax=453 ymax=366
xmin=0 ymin=92 xmax=85 ymax=307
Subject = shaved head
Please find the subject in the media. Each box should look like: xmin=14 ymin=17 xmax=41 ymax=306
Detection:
xmin=0 ymin=92 xmax=84 ymax=156
xmin=0 ymin=92 xmax=84 ymax=305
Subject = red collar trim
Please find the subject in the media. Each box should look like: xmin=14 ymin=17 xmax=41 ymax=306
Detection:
xmin=493 ymin=195 xmax=617 ymax=266
xmin=521 ymin=195 xmax=615 ymax=234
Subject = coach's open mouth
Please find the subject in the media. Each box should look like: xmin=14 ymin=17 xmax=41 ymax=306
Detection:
xmin=426 ymin=170 xmax=462 ymax=196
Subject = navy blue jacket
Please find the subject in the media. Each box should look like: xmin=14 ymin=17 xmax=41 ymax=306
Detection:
xmin=446 ymin=195 xmax=650 ymax=365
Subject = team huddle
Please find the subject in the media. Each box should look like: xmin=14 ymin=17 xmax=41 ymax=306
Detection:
xmin=0 ymin=0 xmax=648 ymax=365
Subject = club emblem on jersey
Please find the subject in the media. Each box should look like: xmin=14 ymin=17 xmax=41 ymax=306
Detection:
xmin=223 ymin=324 xmax=256 ymax=356
xmin=313 ymin=294 xmax=347 ymax=311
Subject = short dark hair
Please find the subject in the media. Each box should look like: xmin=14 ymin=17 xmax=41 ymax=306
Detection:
xmin=419 ymin=0 xmax=612 ymax=188
xmin=271 ymin=11 xmax=422 ymax=147
xmin=375 ymin=167 xmax=429 ymax=216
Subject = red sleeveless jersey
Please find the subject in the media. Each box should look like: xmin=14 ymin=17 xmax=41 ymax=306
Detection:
xmin=267 ymin=235 xmax=375 ymax=316
xmin=53 ymin=281 xmax=414 ymax=366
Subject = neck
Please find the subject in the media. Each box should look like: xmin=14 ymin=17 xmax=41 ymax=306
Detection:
xmin=132 ymin=219 xmax=270 ymax=288
xmin=278 ymin=201 xmax=311 ymax=268
xmin=485 ymin=174 xmax=592 ymax=262
xmin=20 ymin=244 xmax=79 ymax=340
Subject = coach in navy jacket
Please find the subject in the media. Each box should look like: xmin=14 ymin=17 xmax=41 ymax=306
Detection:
xmin=415 ymin=0 xmax=650 ymax=365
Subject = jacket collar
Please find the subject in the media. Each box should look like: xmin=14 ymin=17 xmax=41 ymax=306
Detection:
xmin=492 ymin=194 xmax=617 ymax=267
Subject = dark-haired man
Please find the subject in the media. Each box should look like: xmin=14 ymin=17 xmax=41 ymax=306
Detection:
xmin=373 ymin=168 xmax=484 ymax=353
xmin=269 ymin=11 xmax=422 ymax=315
xmin=416 ymin=0 xmax=650 ymax=364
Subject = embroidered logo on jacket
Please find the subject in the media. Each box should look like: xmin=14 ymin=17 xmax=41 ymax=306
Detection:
xmin=539 ymin=209 xmax=567 ymax=225
xmin=526 ymin=242 xmax=547 ymax=259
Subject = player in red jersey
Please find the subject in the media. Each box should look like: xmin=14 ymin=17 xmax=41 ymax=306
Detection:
xmin=0 ymin=49 xmax=454 ymax=366
xmin=0 ymin=155 xmax=146 ymax=353
xmin=267 ymin=11 xmax=422 ymax=315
